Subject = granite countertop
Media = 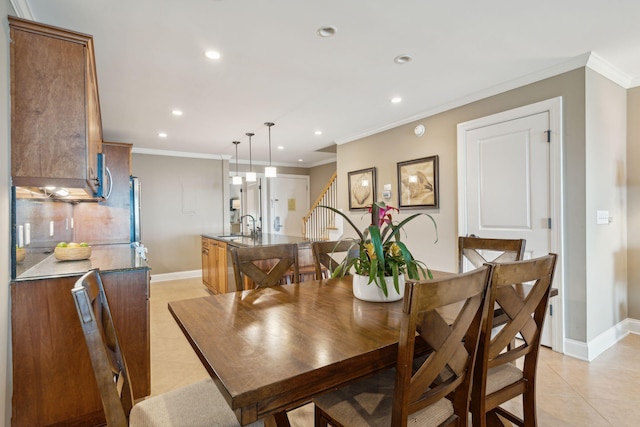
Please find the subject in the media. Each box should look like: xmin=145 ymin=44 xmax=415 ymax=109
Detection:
xmin=14 ymin=243 xmax=149 ymax=281
xmin=202 ymin=233 xmax=311 ymax=247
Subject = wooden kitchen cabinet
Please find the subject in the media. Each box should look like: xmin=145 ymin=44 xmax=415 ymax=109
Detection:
xmin=202 ymin=237 xmax=212 ymax=288
xmin=11 ymin=269 xmax=150 ymax=427
xmin=9 ymin=16 xmax=103 ymax=194
xmin=201 ymin=237 xmax=228 ymax=294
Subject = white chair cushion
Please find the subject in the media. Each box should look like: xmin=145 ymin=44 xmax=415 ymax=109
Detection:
xmin=314 ymin=368 xmax=454 ymax=427
xmin=485 ymin=364 xmax=524 ymax=395
xmin=130 ymin=379 xmax=263 ymax=427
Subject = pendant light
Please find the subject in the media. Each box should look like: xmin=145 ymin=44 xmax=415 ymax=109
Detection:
xmin=232 ymin=141 xmax=242 ymax=185
xmin=264 ymin=122 xmax=277 ymax=178
xmin=245 ymin=132 xmax=256 ymax=182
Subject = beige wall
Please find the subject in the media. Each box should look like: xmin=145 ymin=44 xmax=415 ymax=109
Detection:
xmin=309 ymin=162 xmax=337 ymax=202
xmin=338 ymin=68 xmax=590 ymax=341
xmin=585 ymin=70 xmax=628 ymax=340
xmin=627 ymin=87 xmax=640 ymax=319
xmin=132 ymin=154 xmax=228 ymax=275
xmin=2 ymin=0 xmax=11 ymax=423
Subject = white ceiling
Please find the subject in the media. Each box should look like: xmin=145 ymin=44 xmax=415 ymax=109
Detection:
xmin=14 ymin=0 xmax=640 ymax=168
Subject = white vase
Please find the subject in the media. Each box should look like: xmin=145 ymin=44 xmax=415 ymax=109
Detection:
xmin=352 ymin=273 xmax=405 ymax=302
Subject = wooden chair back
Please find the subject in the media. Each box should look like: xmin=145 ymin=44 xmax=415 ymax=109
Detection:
xmin=458 ymin=236 xmax=526 ymax=273
xmin=391 ymin=265 xmax=493 ymax=426
xmin=470 ymin=253 xmax=557 ymax=427
xmin=311 ymin=240 xmax=359 ymax=279
xmin=71 ymin=269 xmax=133 ymax=427
xmin=231 ymin=244 xmax=300 ymax=289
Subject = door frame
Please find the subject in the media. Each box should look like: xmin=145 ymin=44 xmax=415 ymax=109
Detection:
xmin=456 ymin=96 xmax=565 ymax=352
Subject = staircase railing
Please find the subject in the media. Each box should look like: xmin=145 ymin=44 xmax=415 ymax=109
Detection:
xmin=302 ymin=171 xmax=338 ymax=240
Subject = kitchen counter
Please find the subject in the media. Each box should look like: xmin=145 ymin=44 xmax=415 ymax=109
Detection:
xmin=202 ymin=233 xmax=310 ymax=247
xmin=14 ymin=243 xmax=149 ymax=281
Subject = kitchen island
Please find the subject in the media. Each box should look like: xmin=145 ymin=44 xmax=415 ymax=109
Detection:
xmin=11 ymin=244 xmax=150 ymax=427
xmin=201 ymin=233 xmax=314 ymax=293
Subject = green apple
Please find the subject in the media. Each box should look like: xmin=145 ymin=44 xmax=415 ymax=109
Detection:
xmin=57 ymin=242 xmax=68 ymax=247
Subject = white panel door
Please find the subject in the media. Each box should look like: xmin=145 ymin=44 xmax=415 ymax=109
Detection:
xmin=264 ymin=176 xmax=309 ymax=237
xmin=461 ymin=111 xmax=554 ymax=347
xmin=464 ymin=112 xmax=551 ymax=259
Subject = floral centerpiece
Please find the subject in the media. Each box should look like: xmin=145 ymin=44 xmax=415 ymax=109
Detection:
xmin=319 ymin=201 xmax=437 ymax=300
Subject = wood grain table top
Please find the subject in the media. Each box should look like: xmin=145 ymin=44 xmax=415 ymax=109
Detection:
xmin=169 ymin=276 xmax=408 ymax=425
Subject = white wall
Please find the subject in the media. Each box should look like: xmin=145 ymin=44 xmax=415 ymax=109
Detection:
xmin=585 ymin=69 xmax=628 ymax=341
xmin=131 ymin=153 xmax=229 ymax=275
xmin=2 ymin=0 xmax=12 ymax=423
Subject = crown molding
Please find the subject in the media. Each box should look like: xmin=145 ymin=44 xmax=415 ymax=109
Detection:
xmin=586 ymin=52 xmax=634 ymax=88
xmin=131 ymin=146 xmax=335 ymax=168
xmin=132 ymin=147 xmax=231 ymax=160
xmin=335 ymin=51 xmax=640 ymax=145
xmin=10 ymin=0 xmax=34 ymax=19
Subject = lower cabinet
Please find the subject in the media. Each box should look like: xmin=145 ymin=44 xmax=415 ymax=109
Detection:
xmin=11 ymin=269 xmax=150 ymax=427
xmin=201 ymin=237 xmax=228 ymax=294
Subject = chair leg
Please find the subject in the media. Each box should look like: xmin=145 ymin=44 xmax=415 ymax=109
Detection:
xmin=522 ymin=389 xmax=537 ymax=427
xmin=314 ymin=406 xmax=330 ymax=427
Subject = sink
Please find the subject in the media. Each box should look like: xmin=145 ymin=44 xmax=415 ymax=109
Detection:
xmin=215 ymin=234 xmax=246 ymax=240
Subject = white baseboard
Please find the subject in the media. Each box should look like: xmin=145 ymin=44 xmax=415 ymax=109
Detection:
xmin=150 ymin=270 xmax=201 ymax=283
xmin=564 ymin=317 xmax=639 ymax=362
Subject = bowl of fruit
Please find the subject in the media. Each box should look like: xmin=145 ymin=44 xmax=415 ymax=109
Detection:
xmin=54 ymin=242 xmax=92 ymax=261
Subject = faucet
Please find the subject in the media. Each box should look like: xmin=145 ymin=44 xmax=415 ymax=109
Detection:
xmin=239 ymin=214 xmax=256 ymax=237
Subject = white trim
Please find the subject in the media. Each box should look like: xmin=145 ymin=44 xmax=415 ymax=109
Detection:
xmin=132 ymin=147 xmax=231 ymax=160
xmin=10 ymin=0 xmax=34 ymax=19
xmin=586 ymin=52 xmax=634 ymax=88
xmin=131 ymin=147 xmax=335 ymax=168
xmin=456 ymin=97 xmax=565 ymax=353
xmin=564 ymin=318 xmax=639 ymax=361
xmin=337 ymin=52 xmax=638 ymax=146
xmin=150 ymin=269 xmax=200 ymax=283
xmin=337 ymin=54 xmax=588 ymax=145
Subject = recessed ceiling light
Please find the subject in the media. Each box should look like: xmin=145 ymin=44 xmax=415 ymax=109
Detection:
xmin=391 ymin=97 xmax=402 ymax=104
xmin=317 ymin=26 xmax=337 ymax=37
xmin=394 ymin=55 xmax=412 ymax=64
xmin=298 ymin=159 xmax=303 ymax=162
xmin=171 ymin=109 xmax=183 ymax=116
xmin=314 ymin=130 xmax=322 ymax=135
xmin=204 ymin=50 xmax=221 ymax=60
xmin=277 ymin=146 xmax=284 ymax=150
xmin=158 ymin=132 xmax=168 ymax=138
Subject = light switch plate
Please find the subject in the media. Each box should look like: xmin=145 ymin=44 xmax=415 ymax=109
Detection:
xmin=596 ymin=210 xmax=610 ymax=225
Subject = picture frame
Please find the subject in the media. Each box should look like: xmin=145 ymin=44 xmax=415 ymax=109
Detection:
xmin=348 ymin=167 xmax=376 ymax=210
xmin=397 ymin=155 xmax=439 ymax=208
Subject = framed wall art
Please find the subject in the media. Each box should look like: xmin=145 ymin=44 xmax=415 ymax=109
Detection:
xmin=348 ymin=167 xmax=376 ymax=210
xmin=397 ymin=155 xmax=438 ymax=208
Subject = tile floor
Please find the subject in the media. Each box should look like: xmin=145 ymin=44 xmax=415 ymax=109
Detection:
xmin=150 ymin=277 xmax=640 ymax=426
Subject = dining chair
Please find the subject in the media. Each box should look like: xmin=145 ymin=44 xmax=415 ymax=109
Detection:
xmin=71 ymin=268 xmax=263 ymax=426
xmin=231 ymin=243 xmax=300 ymax=289
xmin=470 ymin=253 xmax=557 ymax=427
xmin=313 ymin=265 xmax=493 ymax=427
xmin=311 ymin=239 xmax=359 ymax=279
xmin=458 ymin=236 xmax=526 ymax=273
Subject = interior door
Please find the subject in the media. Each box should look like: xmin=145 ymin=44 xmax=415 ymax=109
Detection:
xmin=264 ymin=176 xmax=309 ymax=237
xmin=459 ymin=109 xmax=555 ymax=347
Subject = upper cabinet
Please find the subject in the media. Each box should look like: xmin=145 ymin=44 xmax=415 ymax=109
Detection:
xmin=9 ymin=17 xmax=104 ymax=196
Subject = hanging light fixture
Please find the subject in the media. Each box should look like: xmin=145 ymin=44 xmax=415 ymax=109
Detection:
xmin=245 ymin=132 xmax=256 ymax=182
xmin=232 ymin=141 xmax=242 ymax=185
xmin=264 ymin=122 xmax=277 ymax=178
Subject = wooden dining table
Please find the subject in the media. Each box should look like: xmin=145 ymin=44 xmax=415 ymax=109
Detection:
xmin=168 ymin=273 xmax=558 ymax=426
xmin=168 ymin=276 xmax=414 ymax=426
